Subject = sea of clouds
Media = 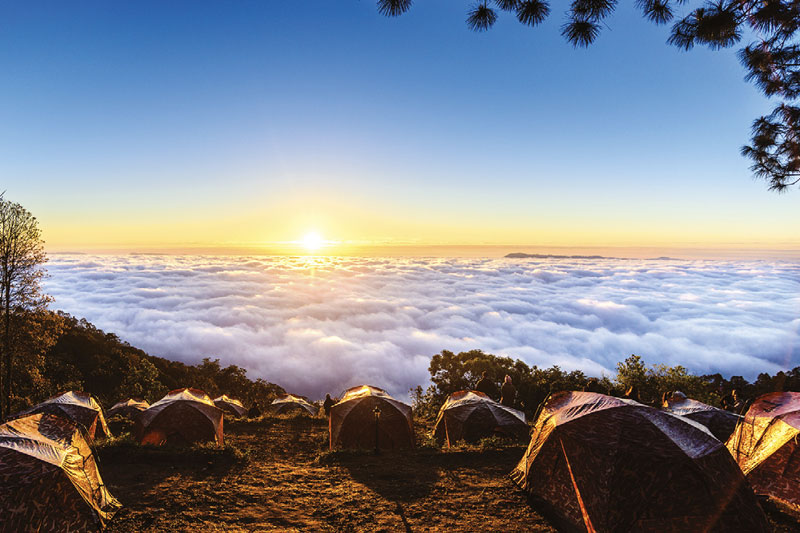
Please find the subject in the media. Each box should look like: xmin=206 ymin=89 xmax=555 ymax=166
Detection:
xmin=44 ymin=255 xmax=800 ymax=401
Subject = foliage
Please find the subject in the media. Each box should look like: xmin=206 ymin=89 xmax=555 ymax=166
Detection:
xmin=425 ymin=349 xmax=600 ymax=418
xmin=705 ymin=367 xmax=800 ymax=404
xmin=410 ymin=384 xmax=440 ymax=420
xmin=415 ymin=430 xmax=440 ymax=450
xmin=0 ymin=195 xmax=50 ymax=418
xmin=477 ymin=434 xmax=524 ymax=450
xmin=8 ymin=310 xmax=285 ymax=416
xmin=614 ymin=353 xmax=648 ymax=391
xmin=8 ymin=309 xmax=66 ymax=409
xmin=95 ymin=437 xmax=250 ymax=465
xmin=416 ymin=349 xmax=800 ymax=420
xmin=615 ymin=354 xmax=712 ymax=404
xmin=375 ymin=0 xmax=800 ymax=191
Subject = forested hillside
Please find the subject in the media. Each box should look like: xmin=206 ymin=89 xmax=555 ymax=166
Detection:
xmin=10 ymin=310 xmax=284 ymax=413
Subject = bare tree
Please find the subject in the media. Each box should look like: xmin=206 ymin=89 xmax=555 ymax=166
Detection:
xmin=0 ymin=194 xmax=50 ymax=419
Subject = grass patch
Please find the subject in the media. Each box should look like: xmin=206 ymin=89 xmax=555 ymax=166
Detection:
xmin=95 ymin=437 xmax=250 ymax=465
xmin=415 ymin=432 xmax=441 ymax=451
xmin=315 ymin=434 xmax=526 ymax=464
xmin=439 ymin=434 xmax=527 ymax=453
xmin=225 ymin=416 xmax=276 ymax=431
xmin=478 ymin=434 xmax=518 ymax=451
xmin=226 ymin=413 xmax=325 ymax=431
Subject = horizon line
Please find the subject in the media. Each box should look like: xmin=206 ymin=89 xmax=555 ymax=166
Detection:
xmin=44 ymin=243 xmax=800 ymax=261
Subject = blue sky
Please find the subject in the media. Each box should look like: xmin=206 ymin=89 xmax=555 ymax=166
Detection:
xmin=1 ymin=0 xmax=796 ymax=252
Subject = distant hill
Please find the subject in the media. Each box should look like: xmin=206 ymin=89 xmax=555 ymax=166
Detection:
xmin=505 ymin=253 xmax=678 ymax=260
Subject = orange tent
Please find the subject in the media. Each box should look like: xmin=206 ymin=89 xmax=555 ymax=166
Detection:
xmin=511 ymin=391 xmax=769 ymax=533
xmin=15 ymin=391 xmax=111 ymax=440
xmin=213 ymin=395 xmax=247 ymax=417
xmin=330 ymin=385 xmax=414 ymax=450
xmin=0 ymin=413 xmax=121 ymax=530
xmin=433 ymin=390 xmax=527 ymax=446
xmin=107 ymin=398 xmax=150 ymax=420
xmin=137 ymin=388 xmax=224 ymax=446
xmin=662 ymin=394 xmax=740 ymax=441
xmin=271 ymin=393 xmax=318 ymax=416
xmin=727 ymin=391 xmax=800 ymax=510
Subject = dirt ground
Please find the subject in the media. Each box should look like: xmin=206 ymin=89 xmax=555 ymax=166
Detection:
xmin=101 ymin=415 xmax=555 ymax=532
xmin=99 ymin=415 xmax=798 ymax=532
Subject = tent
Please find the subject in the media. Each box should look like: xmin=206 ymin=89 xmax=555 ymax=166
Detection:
xmin=433 ymin=390 xmax=527 ymax=446
xmin=137 ymin=388 xmax=224 ymax=446
xmin=0 ymin=412 xmax=121 ymax=531
xmin=271 ymin=393 xmax=318 ymax=416
xmin=15 ymin=391 xmax=111 ymax=440
xmin=330 ymin=385 xmax=414 ymax=450
xmin=107 ymin=398 xmax=150 ymax=420
xmin=662 ymin=394 xmax=740 ymax=441
xmin=213 ymin=395 xmax=247 ymax=417
xmin=510 ymin=391 xmax=769 ymax=533
xmin=727 ymin=391 xmax=800 ymax=510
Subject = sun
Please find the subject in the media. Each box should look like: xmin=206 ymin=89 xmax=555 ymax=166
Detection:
xmin=301 ymin=231 xmax=324 ymax=252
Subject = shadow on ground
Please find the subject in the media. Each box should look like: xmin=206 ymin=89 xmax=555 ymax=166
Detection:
xmin=330 ymin=450 xmax=442 ymax=504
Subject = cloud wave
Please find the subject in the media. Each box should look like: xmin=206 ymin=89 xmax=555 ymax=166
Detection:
xmin=44 ymin=255 xmax=800 ymax=400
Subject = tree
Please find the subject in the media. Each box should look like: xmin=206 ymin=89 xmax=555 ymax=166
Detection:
xmin=615 ymin=354 xmax=648 ymax=393
xmin=425 ymin=349 xmax=597 ymax=418
xmin=616 ymin=353 xmax=714 ymax=404
xmin=377 ymin=0 xmax=800 ymax=191
xmin=7 ymin=308 xmax=64 ymax=412
xmin=0 ymin=195 xmax=50 ymax=419
xmin=118 ymin=356 xmax=163 ymax=403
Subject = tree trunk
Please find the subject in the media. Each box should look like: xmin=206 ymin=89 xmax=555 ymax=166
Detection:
xmin=0 ymin=282 xmax=4 ymax=421
xmin=3 ymin=284 xmax=9 ymax=418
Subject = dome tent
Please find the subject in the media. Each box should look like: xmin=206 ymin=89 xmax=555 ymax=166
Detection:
xmin=329 ymin=385 xmax=414 ymax=451
xmin=15 ymin=391 xmax=111 ymax=440
xmin=271 ymin=394 xmax=318 ymax=416
xmin=106 ymin=398 xmax=150 ymax=435
xmin=662 ymin=393 xmax=740 ymax=441
xmin=213 ymin=395 xmax=247 ymax=417
xmin=511 ymin=391 xmax=769 ymax=533
xmin=433 ymin=390 xmax=527 ymax=446
xmin=0 ymin=413 xmax=121 ymax=531
xmin=137 ymin=388 xmax=224 ymax=446
xmin=107 ymin=398 xmax=150 ymax=420
xmin=727 ymin=391 xmax=800 ymax=510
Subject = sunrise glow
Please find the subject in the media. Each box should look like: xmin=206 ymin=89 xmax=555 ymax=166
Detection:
xmin=301 ymin=232 xmax=324 ymax=253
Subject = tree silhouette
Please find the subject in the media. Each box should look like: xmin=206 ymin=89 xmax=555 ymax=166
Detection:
xmin=0 ymin=194 xmax=50 ymax=419
xmin=376 ymin=0 xmax=800 ymax=191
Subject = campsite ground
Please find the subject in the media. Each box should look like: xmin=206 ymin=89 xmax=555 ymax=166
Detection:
xmin=99 ymin=415 xmax=798 ymax=532
xmin=100 ymin=415 xmax=556 ymax=532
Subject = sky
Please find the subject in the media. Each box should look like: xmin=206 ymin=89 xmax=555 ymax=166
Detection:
xmin=1 ymin=0 xmax=798 ymax=253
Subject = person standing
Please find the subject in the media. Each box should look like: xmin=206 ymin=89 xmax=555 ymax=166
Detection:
xmin=500 ymin=375 xmax=517 ymax=408
xmin=322 ymin=394 xmax=335 ymax=417
xmin=475 ymin=371 xmax=499 ymax=400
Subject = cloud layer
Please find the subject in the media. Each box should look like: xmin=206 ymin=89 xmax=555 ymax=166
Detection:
xmin=44 ymin=255 xmax=800 ymax=400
